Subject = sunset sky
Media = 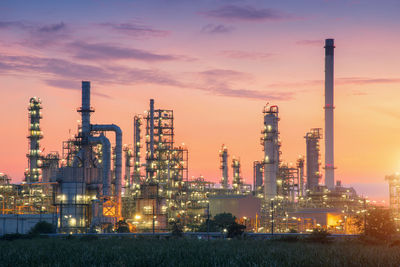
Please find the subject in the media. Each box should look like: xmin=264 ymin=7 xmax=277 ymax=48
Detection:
xmin=1 ymin=0 xmax=399 ymax=202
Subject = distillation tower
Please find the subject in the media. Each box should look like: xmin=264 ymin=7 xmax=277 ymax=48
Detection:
xmin=296 ymin=157 xmax=305 ymax=197
xmin=305 ymin=128 xmax=322 ymax=190
xmin=133 ymin=115 xmax=142 ymax=186
xmin=232 ymin=157 xmax=243 ymax=190
xmin=253 ymin=161 xmax=263 ymax=196
xmin=262 ymin=105 xmax=280 ymax=200
xmin=219 ymin=145 xmax=229 ymax=189
xmin=26 ymin=97 xmax=43 ymax=183
xmin=124 ymin=146 xmax=133 ymax=188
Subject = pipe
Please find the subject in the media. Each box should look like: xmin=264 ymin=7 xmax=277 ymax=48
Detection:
xmin=88 ymin=135 xmax=111 ymax=196
xmin=324 ymin=39 xmax=335 ymax=189
xmin=72 ymin=149 xmax=84 ymax=168
xmin=91 ymin=124 xmax=122 ymax=206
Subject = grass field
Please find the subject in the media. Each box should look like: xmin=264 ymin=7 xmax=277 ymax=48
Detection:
xmin=0 ymin=237 xmax=399 ymax=266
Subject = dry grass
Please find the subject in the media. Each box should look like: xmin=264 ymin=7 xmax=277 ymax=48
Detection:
xmin=0 ymin=237 xmax=399 ymax=266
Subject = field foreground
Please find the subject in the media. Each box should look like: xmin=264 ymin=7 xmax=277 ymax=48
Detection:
xmin=1 ymin=237 xmax=399 ymax=266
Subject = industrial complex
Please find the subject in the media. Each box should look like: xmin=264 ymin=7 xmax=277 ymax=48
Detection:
xmin=0 ymin=39 xmax=387 ymax=235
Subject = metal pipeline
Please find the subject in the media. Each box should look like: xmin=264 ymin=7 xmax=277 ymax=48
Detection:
xmin=91 ymin=124 xmax=122 ymax=205
xmin=88 ymin=135 xmax=111 ymax=196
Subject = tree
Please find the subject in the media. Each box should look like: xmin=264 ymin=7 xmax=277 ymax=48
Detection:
xmin=213 ymin=213 xmax=236 ymax=229
xmin=227 ymin=222 xmax=246 ymax=238
xmin=170 ymin=220 xmax=183 ymax=237
xmin=307 ymin=228 xmax=332 ymax=243
xmin=115 ymin=220 xmax=130 ymax=233
xmin=29 ymin=221 xmax=56 ymax=235
xmin=364 ymin=208 xmax=395 ymax=241
xmin=197 ymin=213 xmax=246 ymax=237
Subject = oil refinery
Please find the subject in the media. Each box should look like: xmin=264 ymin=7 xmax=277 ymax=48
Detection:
xmin=0 ymin=39 xmax=380 ymax=235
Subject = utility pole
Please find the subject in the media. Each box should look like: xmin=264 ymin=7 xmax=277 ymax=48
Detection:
xmin=207 ymin=202 xmax=210 ymax=241
xmin=271 ymin=200 xmax=274 ymax=235
xmin=152 ymin=201 xmax=155 ymax=235
xmin=363 ymin=198 xmax=367 ymax=234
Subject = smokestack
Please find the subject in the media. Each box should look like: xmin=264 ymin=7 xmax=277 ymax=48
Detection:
xmin=324 ymin=39 xmax=335 ymax=189
xmin=81 ymin=81 xmax=91 ymax=138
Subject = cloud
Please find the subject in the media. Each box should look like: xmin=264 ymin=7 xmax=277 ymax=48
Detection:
xmin=0 ymin=54 xmax=183 ymax=88
xmin=0 ymin=20 xmax=67 ymax=34
xmin=202 ymin=5 xmax=293 ymax=21
xmin=0 ymin=20 xmax=69 ymax=47
xmin=337 ymin=77 xmax=400 ymax=85
xmin=370 ymin=107 xmax=400 ymax=121
xmin=296 ymin=40 xmax=322 ymax=46
xmin=196 ymin=68 xmax=293 ymax=101
xmin=44 ymin=79 xmax=112 ymax=98
xmin=267 ymin=80 xmax=322 ymax=88
xmin=67 ymin=41 xmax=189 ymax=62
xmin=37 ymin=22 xmax=66 ymax=33
xmin=198 ymin=69 xmax=252 ymax=84
xmin=201 ymin=24 xmax=234 ymax=34
xmin=0 ymin=21 xmax=27 ymax=30
xmin=268 ymin=77 xmax=400 ymax=89
xmin=220 ymin=50 xmax=273 ymax=60
xmin=0 ymin=53 xmax=293 ymax=101
xmin=100 ymin=22 xmax=169 ymax=38
xmin=205 ymin=86 xmax=294 ymax=100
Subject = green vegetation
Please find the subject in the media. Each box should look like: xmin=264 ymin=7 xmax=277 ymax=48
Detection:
xmin=307 ymin=228 xmax=332 ymax=243
xmin=29 ymin=221 xmax=56 ymax=235
xmin=197 ymin=212 xmax=246 ymax=237
xmin=0 ymin=238 xmax=400 ymax=266
xmin=115 ymin=220 xmax=130 ymax=233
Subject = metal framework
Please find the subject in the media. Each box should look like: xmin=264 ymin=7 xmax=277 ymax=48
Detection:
xmin=305 ymin=128 xmax=322 ymax=190
xmin=219 ymin=145 xmax=229 ymax=189
xmin=26 ymin=97 xmax=43 ymax=183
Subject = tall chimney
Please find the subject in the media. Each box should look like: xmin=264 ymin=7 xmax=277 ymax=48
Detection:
xmin=324 ymin=39 xmax=335 ymax=189
xmin=81 ymin=81 xmax=91 ymax=138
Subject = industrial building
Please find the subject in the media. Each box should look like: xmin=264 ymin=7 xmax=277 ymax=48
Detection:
xmin=0 ymin=39 xmax=368 ymax=234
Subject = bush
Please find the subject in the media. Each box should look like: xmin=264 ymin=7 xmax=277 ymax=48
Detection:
xmin=307 ymin=229 xmax=332 ymax=243
xmin=364 ymin=208 xmax=395 ymax=241
xmin=29 ymin=221 xmax=56 ymax=235
xmin=170 ymin=221 xmax=183 ymax=238
xmin=115 ymin=220 xmax=130 ymax=233
xmin=227 ymin=223 xmax=246 ymax=238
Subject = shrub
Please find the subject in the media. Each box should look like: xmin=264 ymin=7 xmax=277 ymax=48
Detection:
xmin=115 ymin=220 xmax=130 ymax=233
xmin=364 ymin=208 xmax=395 ymax=241
xmin=227 ymin=222 xmax=246 ymax=238
xmin=307 ymin=228 xmax=332 ymax=243
xmin=29 ymin=221 xmax=56 ymax=235
xmin=171 ymin=221 xmax=183 ymax=238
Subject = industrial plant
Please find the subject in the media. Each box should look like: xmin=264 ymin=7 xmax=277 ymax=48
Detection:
xmin=0 ymin=39 xmax=374 ymax=234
